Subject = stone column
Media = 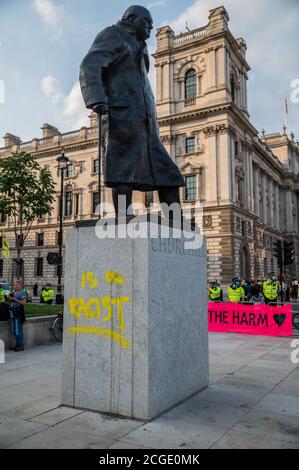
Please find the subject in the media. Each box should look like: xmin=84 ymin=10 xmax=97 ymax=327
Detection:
xmin=164 ymin=61 xmax=170 ymax=102
xmin=285 ymin=187 xmax=294 ymax=233
xmin=156 ymin=64 xmax=162 ymax=103
xmin=169 ymin=61 xmax=174 ymax=102
xmin=204 ymin=128 xmax=218 ymax=203
xmin=207 ymin=47 xmax=216 ymax=90
xmin=219 ymin=129 xmax=232 ymax=202
xmin=248 ymin=151 xmax=254 ymax=212
xmin=244 ymin=74 xmax=248 ymax=112
xmin=253 ymin=165 xmax=259 ymax=216
xmin=261 ymin=172 xmax=267 ymax=224
xmin=226 ymin=50 xmax=230 ymax=90
xmin=230 ymin=133 xmax=236 ymax=203
xmin=216 ymin=45 xmax=226 ymax=87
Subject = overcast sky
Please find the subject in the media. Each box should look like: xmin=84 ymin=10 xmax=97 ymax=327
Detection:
xmin=0 ymin=0 xmax=298 ymax=145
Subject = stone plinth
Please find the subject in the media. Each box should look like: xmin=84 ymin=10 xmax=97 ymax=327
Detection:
xmin=61 ymin=221 xmax=209 ymax=420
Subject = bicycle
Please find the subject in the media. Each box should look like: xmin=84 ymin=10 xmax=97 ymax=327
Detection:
xmin=50 ymin=311 xmax=64 ymax=342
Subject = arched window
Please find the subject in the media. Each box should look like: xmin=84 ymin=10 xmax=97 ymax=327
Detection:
xmin=185 ymin=69 xmax=197 ymax=99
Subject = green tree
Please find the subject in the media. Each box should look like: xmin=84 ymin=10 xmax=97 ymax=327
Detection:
xmin=0 ymin=152 xmax=55 ymax=283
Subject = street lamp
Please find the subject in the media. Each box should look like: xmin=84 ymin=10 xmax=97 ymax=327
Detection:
xmin=56 ymin=151 xmax=70 ymax=304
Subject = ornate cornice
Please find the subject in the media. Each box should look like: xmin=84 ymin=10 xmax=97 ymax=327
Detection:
xmin=202 ymin=123 xmax=236 ymax=136
xmin=161 ymin=134 xmax=176 ymax=144
xmin=241 ymin=140 xmax=253 ymax=153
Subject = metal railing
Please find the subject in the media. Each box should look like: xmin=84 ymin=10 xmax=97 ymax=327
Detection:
xmin=174 ymin=27 xmax=206 ymax=45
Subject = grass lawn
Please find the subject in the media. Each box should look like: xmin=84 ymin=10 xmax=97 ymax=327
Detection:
xmin=24 ymin=304 xmax=63 ymax=318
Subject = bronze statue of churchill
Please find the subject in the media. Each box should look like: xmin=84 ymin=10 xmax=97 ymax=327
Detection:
xmin=80 ymin=5 xmax=185 ymax=215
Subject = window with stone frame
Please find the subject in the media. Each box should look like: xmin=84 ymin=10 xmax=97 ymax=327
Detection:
xmin=185 ymin=69 xmax=197 ymax=99
xmin=241 ymin=220 xmax=246 ymax=236
xmin=92 ymin=192 xmax=99 ymax=214
xmin=55 ymin=230 xmax=62 ymax=246
xmin=65 ymin=191 xmax=73 ymax=216
xmin=93 ymin=159 xmax=99 ymax=174
xmin=35 ymin=257 xmax=44 ymax=277
xmin=36 ymin=232 xmax=44 ymax=247
xmin=66 ymin=164 xmax=73 ymax=178
xmin=185 ymin=137 xmax=196 ymax=154
xmin=185 ymin=175 xmax=197 ymax=201
xmin=0 ymin=259 xmax=3 ymax=277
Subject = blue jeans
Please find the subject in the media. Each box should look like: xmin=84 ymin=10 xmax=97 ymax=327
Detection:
xmin=10 ymin=316 xmax=24 ymax=348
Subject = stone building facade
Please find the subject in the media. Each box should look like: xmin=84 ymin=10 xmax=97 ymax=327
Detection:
xmin=154 ymin=6 xmax=299 ymax=284
xmin=0 ymin=5 xmax=298 ymax=289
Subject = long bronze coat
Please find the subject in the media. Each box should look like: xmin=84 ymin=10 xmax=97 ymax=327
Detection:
xmin=80 ymin=21 xmax=185 ymax=191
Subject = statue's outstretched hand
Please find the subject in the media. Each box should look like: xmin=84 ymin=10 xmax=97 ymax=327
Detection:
xmin=93 ymin=102 xmax=108 ymax=115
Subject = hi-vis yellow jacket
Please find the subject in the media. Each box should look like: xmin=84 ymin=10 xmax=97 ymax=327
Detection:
xmin=263 ymin=281 xmax=279 ymax=301
xmin=42 ymin=289 xmax=55 ymax=302
xmin=228 ymin=286 xmax=244 ymax=303
xmin=0 ymin=288 xmax=5 ymax=303
xmin=209 ymin=287 xmax=222 ymax=300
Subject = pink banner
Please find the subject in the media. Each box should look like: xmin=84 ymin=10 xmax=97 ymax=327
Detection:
xmin=208 ymin=302 xmax=293 ymax=337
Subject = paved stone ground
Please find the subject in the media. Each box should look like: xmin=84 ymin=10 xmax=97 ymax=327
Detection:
xmin=0 ymin=333 xmax=299 ymax=449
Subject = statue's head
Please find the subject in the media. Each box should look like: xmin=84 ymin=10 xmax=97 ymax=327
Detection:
xmin=122 ymin=5 xmax=153 ymax=40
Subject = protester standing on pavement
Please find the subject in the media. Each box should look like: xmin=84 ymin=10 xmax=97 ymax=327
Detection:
xmin=291 ymin=279 xmax=298 ymax=301
xmin=263 ymin=273 xmax=279 ymax=305
xmin=41 ymin=284 xmax=55 ymax=305
xmin=33 ymin=283 xmax=38 ymax=297
xmin=8 ymin=280 xmax=27 ymax=352
xmin=0 ymin=286 xmax=5 ymax=303
xmin=208 ymin=281 xmax=223 ymax=302
xmin=228 ymin=278 xmax=245 ymax=303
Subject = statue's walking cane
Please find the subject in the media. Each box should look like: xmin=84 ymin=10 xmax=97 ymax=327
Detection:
xmin=97 ymin=113 xmax=102 ymax=219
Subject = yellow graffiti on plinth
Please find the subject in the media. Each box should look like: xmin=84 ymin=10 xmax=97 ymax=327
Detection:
xmin=67 ymin=326 xmax=129 ymax=349
xmin=68 ymin=295 xmax=130 ymax=330
xmin=67 ymin=294 xmax=131 ymax=349
xmin=81 ymin=272 xmax=98 ymax=289
xmin=105 ymin=271 xmax=124 ymax=285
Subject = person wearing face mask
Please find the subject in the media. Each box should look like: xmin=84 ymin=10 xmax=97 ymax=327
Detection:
xmin=228 ymin=278 xmax=245 ymax=303
xmin=79 ymin=5 xmax=185 ymax=220
xmin=263 ymin=273 xmax=280 ymax=305
xmin=208 ymin=281 xmax=223 ymax=302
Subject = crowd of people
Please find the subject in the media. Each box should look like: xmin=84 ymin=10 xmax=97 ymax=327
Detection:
xmin=208 ymin=274 xmax=299 ymax=304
